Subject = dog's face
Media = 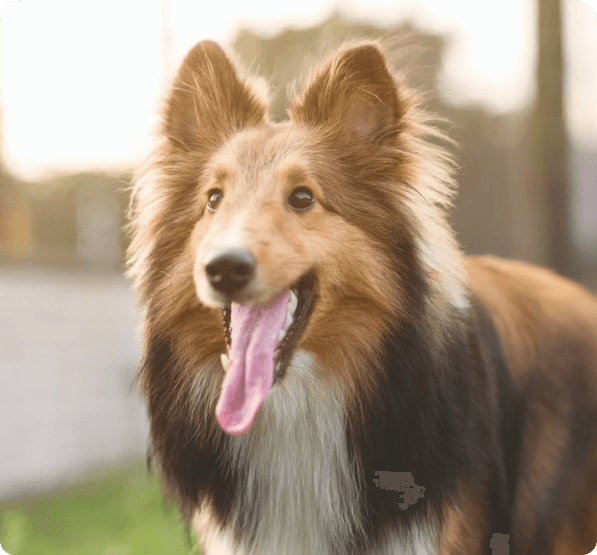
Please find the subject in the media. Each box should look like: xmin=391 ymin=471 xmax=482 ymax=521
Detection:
xmin=178 ymin=41 xmax=414 ymax=316
xmin=130 ymin=40 xmax=440 ymax=433
xmin=192 ymin=127 xmax=327 ymax=309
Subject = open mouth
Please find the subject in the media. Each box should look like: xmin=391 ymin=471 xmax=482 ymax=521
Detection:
xmin=215 ymin=272 xmax=316 ymax=435
xmin=220 ymin=272 xmax=316 ymax=383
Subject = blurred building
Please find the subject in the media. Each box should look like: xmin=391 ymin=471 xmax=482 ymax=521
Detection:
xmin=0 ymin=172 xmax=130 ymax=270
xmin=0 ymin=179 xmax=33 ymax=259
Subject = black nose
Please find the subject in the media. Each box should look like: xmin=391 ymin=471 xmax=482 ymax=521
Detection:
xmin=205 ymin=249 xmax=256 ymax=294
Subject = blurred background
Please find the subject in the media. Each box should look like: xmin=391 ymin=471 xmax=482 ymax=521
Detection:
xmin=0 ymin=0 xmax=595 ymax=553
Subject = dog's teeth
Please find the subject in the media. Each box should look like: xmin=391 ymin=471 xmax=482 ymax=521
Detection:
xmin=285 ymin=311 xmax=293 ymax=329
xmin=278 ymin=329 xmax=286 ymax=342
xmin=289 ymin=290 xmax=298 ymax=315
xmin=220 ymin=353 xmax=230 ymax=373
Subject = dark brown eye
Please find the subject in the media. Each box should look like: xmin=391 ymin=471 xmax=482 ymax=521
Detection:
xmin=207 ymin=189 xmax=224 ymax=212
xmin=288 ymin=187 xmax=315 ymax=211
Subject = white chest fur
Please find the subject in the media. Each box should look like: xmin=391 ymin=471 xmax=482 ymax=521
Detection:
xmin=192 ymin=351 xmax=437 ymax=555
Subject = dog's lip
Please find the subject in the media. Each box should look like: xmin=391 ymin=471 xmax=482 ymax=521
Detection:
xmin=220 ymin=272 xmax=317 ymax=384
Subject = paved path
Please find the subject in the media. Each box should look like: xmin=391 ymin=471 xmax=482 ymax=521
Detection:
xmin=0 ymin=266 xmax=148 ymax=500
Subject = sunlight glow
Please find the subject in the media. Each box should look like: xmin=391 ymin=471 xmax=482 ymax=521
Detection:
xmin=564 ymin=0 xmax=597 ymax=149
xmin=0 ymin=0 xmax=595 ymax=180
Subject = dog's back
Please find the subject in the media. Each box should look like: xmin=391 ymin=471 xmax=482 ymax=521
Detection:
xmin=468 ymin=256 xmax=597 ymax=554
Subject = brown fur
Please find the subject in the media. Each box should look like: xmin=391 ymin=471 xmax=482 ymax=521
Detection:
xmin=439 ymin=479 xmax=491 ymax=554
xmin=467 ymin=257 xmax=597 ymax=553
xmin=128 ymin=40 xmax=597 ymax=555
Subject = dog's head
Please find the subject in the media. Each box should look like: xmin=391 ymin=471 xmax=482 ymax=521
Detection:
xmin=129 ymin=41 xmax=463 ymax=434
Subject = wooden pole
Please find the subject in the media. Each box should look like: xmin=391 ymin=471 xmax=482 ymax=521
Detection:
xmin=535 ymin=0 xmax=574 ymax=276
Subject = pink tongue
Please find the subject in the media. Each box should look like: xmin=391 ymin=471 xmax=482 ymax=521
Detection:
xmin=215 ymin=291 xmax=290 ymax=435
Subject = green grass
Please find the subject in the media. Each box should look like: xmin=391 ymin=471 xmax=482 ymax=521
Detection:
xmin=0 ymin=460 xmax=198 ymax=555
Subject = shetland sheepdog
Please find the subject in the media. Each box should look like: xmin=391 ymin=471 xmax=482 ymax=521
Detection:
xmin=127 ymin=40 xmax=597 ymax=554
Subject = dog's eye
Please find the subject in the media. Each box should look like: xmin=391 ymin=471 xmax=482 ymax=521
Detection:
xmin=207 ymin=189 xmax=224 ymax=212
xmin=288 ymin=187 xmax=315 ymax=211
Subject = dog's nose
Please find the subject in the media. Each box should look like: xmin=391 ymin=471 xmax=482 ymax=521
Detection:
xmin=205 ymin=249 xmax=256 ymax=294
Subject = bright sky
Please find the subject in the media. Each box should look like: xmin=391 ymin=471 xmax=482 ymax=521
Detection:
xmin=0 ymin=0 xmax=595 ymax=180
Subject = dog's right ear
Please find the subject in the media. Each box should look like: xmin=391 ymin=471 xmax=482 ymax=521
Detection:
xmin=162 ymin=41 xmax=268 ymax=152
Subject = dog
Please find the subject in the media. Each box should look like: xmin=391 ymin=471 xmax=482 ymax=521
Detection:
xmin=127 ymin=40 xmax=597 ymax=554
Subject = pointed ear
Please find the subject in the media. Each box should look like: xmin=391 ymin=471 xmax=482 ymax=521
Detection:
xmin=289 ymin=43 xmax=405 ymax=145
xmin=162 ymin=41 xmax=268 ymax=152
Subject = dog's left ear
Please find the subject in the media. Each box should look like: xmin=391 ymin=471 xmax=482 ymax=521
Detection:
xmin=289 ymin=42 xmax=406 ymax=146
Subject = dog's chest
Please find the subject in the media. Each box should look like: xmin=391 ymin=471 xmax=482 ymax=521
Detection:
xmin=193 ymin=353 xmax=438 ymax=555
